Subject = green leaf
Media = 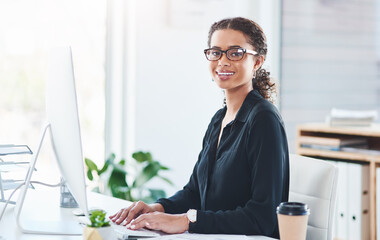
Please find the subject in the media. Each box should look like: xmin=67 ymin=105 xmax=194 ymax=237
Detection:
xmin=107 ymin=153 xmax=116 ymax=164
xmin=115 ymin=186 xmax=134 ymax=201
xmin=148 ymin=189 xmax=166 ymax=200
xmin=87 ymin=210 xmax=110 ymax=228
xmin=85 ymin=158 xmax=98 ymax=172
xmin=145 ymin=152 xmax=153 ymax=162
xmin=87 ymin=169 xmax=94 ymax=181
xmin=116 ymin=186 xmax=131 ymax=193
xmin=133 ymin=161 xmax=161 ymax=188
xmin=98 ymin=161 xmax=109 ymax=175
xmin=159 ymin=165 xmax=169 ymax=170
xmin=141 ymin=196 xmax=155 ymax=203
xmin=109 ymin=169 xmax=128 ymax=188
xmin=119 ymin=159 xmax=126 ymax=165
xmin=108 ymin=167 xmax=128 ymax=199
xmin=157 ymin=175 xmax=174 ymax=186
xmin=109 ymin=162 xmax=127 ymax=175
xmin=132 ymin=151 xmax=153 ymax=163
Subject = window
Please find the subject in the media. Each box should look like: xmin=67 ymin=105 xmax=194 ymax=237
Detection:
xmin=0 ymin=1 xmax=106 ymax=173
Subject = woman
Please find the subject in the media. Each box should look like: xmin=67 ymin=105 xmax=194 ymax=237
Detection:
xmin=110 ymin=17 xmax=289 ymax=238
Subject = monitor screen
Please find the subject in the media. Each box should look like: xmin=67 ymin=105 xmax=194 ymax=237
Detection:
xmin=15 ymin=46 xmax=89 ymax=235
xmin=46 ymin=46 xmax=88 ymax=217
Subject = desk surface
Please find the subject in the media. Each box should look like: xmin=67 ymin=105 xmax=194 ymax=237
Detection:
xmin=0 ymin=188 xmax=275 ymax=240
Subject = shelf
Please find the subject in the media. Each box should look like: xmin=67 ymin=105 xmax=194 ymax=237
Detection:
xmin=296 ymin=122 xmax=380 ymax=240
xmin=297 ymin=147 xmax=380 ymax=163
xmin=297 ymin=123 xmax=380 ymax=137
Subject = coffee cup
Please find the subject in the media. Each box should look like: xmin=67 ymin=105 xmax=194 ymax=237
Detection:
xmin=277 ymin=202 xmax=310 ymax=240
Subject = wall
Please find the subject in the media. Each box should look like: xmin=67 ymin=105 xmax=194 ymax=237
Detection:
xmin=111 ymin=0 xmax=282 ymax=195
xmin=281 ymin=0 xmax=380 ymax=152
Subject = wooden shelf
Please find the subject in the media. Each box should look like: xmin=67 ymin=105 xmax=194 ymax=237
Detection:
xmin=297 ymin=123 xmax=380 ymax=137
xmin=297 ymin=147 xmax=380 ymax=163
xmin=296 ymin=122 xmax=380 ymax=240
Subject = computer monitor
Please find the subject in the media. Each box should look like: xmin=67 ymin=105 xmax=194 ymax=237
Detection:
xmin=14 ymin=46 xmax=89 ymax=235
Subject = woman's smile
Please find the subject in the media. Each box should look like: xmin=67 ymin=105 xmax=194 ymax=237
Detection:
xmin=216 ymin=70 xmax=235 ymax=80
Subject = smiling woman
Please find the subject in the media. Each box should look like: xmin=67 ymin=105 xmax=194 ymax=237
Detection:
xmin=110 ymin=17 xmax=289 ymax=239
xmin=0 ymin=0 xmax=106 ymax=179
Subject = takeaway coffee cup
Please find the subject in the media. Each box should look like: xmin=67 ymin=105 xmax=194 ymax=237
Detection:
xmin=277 ymin=202 xmax=310 ymax=240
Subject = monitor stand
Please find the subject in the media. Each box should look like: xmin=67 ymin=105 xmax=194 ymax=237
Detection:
xmin=14 ymin=123 xmax=84 ymax=235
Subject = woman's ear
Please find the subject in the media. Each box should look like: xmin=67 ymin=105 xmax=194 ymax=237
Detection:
xmin=254 ymin=55 xmax=265 ymax=71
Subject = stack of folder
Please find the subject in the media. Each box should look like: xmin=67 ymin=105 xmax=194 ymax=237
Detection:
xmin=0 ymin=144 xmax=33 ymax=204
xmin=327 ymin=108 xmax=378 ymax=126
xmin=332 ymin=161 xmax=369 ymax=239
xmin=299 ymin=135 xmax=368 ymax=151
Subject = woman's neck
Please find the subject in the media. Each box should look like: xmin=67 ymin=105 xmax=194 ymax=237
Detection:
xmin=225 ymin=85 xmax=253 ymax=117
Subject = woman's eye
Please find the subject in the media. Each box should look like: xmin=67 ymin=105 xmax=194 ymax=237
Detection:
xmin=231 ymin=51 xmax=243 ymax=57
xmin=211 ymin=51 xmax=221 ymax=56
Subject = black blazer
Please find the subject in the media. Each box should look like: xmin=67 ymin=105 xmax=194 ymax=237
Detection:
xmin=157 ymin=90 xmax=289 ymax=238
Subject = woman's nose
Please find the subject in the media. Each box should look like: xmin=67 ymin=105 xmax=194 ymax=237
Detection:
xmin=218 ymin=53 xmax=230 ymax=66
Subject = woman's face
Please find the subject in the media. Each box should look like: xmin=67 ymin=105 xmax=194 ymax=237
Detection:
xmin=208 ymin=29 xmax=259 ymax=92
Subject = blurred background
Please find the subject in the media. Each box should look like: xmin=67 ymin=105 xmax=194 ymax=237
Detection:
xmin=0 ymin=0 xmax=379 ymax=196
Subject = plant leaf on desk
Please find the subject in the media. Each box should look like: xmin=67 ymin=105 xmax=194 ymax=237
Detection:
xmin=119 ymin=159 xmax=126 ymax=165
xmin=133 ymin=161 xmax=161 ymax=187
xmin=132 ymin=151 xmax=153 ymax=163
xmin=108 ymin=162 xmax=127 ymax=175
xmin=87 ymin=169 xmax=94 ymax=181
xmin=157 ymin=175 xmax=174 ymax=186
xmin=160 ymin=165 xmax=169 ymax=170
xmin=97 ymin=160 xmax=109 ymax=175
xmin=107 ymin=153 xmax=116 ymax=163
xmin=85 ymin=158 xmax=99 ymax=172
xmin=85 ymin=151 xmax=173 ymax=202
xmin=108 ymin=167 xmax=128 ymax=199
xmin=87 ymin=210 xmax=110 ymax=228
xmin=141 ymin=189 xmax=166 ymax=203
xmin=149 ymin=189 xmax=166 ymax=199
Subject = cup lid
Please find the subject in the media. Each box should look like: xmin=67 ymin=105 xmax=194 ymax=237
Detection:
xmin=276 ymin=202 xmax=310 ymax=216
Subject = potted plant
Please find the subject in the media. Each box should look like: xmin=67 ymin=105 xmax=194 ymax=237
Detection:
xmin=85 ymin=151 xmax=173 ymax=203
xmin=83 ymin=210 xmax=115 ymax=240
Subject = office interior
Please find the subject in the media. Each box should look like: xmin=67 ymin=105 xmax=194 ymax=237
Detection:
xmin=0 ymin=0 xmax=379 ymax=239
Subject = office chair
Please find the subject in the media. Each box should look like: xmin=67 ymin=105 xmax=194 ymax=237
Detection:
xmin=289 ymin=154 xmax=338 ymax=240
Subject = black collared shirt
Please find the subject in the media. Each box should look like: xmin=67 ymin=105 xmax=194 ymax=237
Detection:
xmin=157 ymin=90 xmax=289 ymax=238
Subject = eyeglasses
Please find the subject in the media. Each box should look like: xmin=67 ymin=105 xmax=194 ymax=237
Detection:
xmin=203 ymin=47 xmax=258 ymax=61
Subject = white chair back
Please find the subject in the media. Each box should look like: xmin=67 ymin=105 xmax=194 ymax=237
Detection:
xmin=289 ymin=154 xmax=338 ymax=240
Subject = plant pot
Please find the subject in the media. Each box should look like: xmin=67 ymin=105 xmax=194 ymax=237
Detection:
xmin=83 ymin=226 xmax=116 ymax=240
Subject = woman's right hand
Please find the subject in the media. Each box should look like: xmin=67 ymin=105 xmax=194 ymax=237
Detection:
xmin=109 ymin=201 xmax=164 ymax=225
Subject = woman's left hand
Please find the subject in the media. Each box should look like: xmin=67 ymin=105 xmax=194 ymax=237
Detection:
xmin=127 ymin=212 xmax=189 ymax=234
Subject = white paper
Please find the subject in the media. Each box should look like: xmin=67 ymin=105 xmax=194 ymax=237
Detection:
xmin=154 ymin=233 xmax=249 ymax=240
xmin=330 ymin=108 xmax=378 ymax=119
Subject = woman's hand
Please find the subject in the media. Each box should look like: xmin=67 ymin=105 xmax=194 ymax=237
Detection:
xmin=128 ymin=212 xmax=189 ymax=234
xmin=109 ymin=201 xmax=164 ymax=225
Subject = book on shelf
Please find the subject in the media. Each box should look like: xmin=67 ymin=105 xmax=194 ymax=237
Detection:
xmin=327 ymin=108 xmax=378 ymax=126
xmin=330 ymin=118 xmax=374 ymax=126
xmin=300 ymin=144 xmax=340 ymax=151
xmin=300 ymin=144 xmax=380 ymax=156
xmin=340 ymin=147 xmax=380 ymax=156
xmin=299 ymin=136 xmax=368 ymax=147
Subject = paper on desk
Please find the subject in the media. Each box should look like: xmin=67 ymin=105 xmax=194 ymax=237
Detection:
xmin=153 ymin=233 xmax=249 ymax=239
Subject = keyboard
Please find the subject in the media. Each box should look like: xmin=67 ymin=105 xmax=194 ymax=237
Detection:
xmin=110 ymin=222 xmax=160 ymax=239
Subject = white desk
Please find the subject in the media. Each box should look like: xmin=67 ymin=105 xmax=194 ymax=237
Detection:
xmin=0 ymin=188 xmax=276 ymax=240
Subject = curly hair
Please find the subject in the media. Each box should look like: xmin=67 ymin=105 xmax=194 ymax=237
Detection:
xmin=207 ymin=17 xmax=277 ymax=103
